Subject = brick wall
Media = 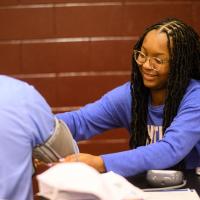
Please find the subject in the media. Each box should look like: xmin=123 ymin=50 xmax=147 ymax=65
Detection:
xmin=1 ymin=1 xmax=199 ymax=114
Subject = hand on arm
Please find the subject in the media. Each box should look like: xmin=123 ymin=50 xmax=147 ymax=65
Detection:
xmin=60 ymin=153 xmax=106 ymax=173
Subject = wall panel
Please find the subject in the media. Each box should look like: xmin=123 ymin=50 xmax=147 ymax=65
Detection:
xmin=122 ymin=2 xmax=193 ymax=36
xmin=20 ymin=38 xmax=134 ymax=74
xmin=0 ymin=43 xmax=21 ymax=74
xmin=55 ymin=4 xmax=123 ymax=37
xmin=21 ymin=40 xmax=91 ymax=73
xmin=22 ymin=42 xmax=58 ymax=73
xmin=56 ymin=74 xmax=129 ymax=106
xmin=0 ymin=6 xmax=54 ymax=40
xmin=0 ymin=0 xmax=19 ymax=6
xmin=90 ymin=39 xmax=134 ymax=71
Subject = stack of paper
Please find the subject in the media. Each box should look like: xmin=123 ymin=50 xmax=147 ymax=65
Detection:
xmin=37 ymin=162 xmax=146 ymax=200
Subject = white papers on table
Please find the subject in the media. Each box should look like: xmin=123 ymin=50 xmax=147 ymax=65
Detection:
xmin=37 ymin=162 xmax=146 ymax=200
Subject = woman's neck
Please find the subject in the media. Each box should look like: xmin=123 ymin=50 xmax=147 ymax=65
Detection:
xmin=150 ymin=89 xmax=166 ymax=106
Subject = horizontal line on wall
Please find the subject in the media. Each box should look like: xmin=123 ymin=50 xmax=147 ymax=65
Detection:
xmin=12 ymin=71 xmax=131 ymax=79
xmin=58 ymin=71 xmax=131 ymax=77
xmin=0 ymin=1 xmax=192 ymax=10
xmin=0 ymin=4 xmax=53 ymax=9
xmin=125 ymin=1 xmax=191 ymax=6
xmin=52 ymin=106 xmax=81 ymax=112
xmin=0 ymin=36 xmax=137 ymax=44
xmin=56 ymin=2 xmax=122 ymax=7
xmin=0 ymin=2 xmax=122 ymax=10
xmin=78 ymin=138 xmax=129 ymax=144
xmin=13 ymin=73 xmax=56 ymax=78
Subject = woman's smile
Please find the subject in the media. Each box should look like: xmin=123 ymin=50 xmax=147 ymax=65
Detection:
xmin=142 ymin=70 xmax=157 ymax=81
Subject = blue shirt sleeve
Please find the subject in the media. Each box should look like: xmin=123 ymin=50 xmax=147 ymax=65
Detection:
xmin=57 ymin=79 xmax=200 ymax=177
xmin=0 ymin=76 xmax=55 ymax=200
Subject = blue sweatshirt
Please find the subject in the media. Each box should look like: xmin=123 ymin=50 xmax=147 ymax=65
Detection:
xmin=0 ymin=75 xmax=55 ymax=200
xmin=57 ymin=79 xmax=200 ymax=177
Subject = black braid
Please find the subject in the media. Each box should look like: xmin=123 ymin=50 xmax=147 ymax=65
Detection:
xmin=129 ymin=18 xmax=200 ymax=150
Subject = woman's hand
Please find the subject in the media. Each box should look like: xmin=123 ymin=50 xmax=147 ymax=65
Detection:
xmin=60 ymin=153 xmax=106 ymax=173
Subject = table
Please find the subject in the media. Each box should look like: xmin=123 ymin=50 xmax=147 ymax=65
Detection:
xmin=126 ymin=170 xmax=200 ymax=196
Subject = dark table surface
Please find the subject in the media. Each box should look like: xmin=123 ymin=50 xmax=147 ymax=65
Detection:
xmin=126 ymin=170 xmax=200 ymax=196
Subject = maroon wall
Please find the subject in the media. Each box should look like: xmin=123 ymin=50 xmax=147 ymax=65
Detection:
xmin=1 ymin=0 xmax=199 ymax=157
xmin=1 ymin=1 xmax=199 ymax=113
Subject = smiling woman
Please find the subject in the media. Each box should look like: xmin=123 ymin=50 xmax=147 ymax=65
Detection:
xmin=55 ymin=18 xmax=200 ymax=178
xmin=135 ymin=29 xmax=171 ymax=104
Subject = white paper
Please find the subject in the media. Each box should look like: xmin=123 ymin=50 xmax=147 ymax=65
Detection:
xmin=37 ymin=162 xmax=146 ymax=200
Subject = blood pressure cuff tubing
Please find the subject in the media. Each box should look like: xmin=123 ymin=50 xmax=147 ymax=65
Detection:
xmin=33 ymin=118 xmax=79 ymax=163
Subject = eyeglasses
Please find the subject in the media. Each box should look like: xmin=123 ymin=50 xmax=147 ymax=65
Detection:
xmin=133 ymin=50 xmax=169 ymax=71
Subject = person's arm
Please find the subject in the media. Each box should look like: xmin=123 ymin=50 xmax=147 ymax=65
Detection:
xmin=61 ymin=103 xmax=200 ymax=176
xmin=0 ymin=77 xmax=54 ymax=200
xmin=56 ymin=82 xmax=132 ymax=141
xmin=63 ymin=82 xmax=200 ymax=176
xmin=102 ymin=89 xmax=200 ymax=177
xmin=59 ymin=82 xmax=200 ymax=177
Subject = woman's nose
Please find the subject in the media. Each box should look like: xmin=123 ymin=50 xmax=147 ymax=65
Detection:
xmin=142 ymin=57 xmax=152 ymax=70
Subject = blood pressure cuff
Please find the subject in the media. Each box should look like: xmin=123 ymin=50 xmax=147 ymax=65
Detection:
xmin=33 ymin=118 xmax=79 ymax=163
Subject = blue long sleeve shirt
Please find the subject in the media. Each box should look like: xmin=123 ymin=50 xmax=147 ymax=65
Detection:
xmin=0 ymin=75 xmax=55 ymax=200
xmin=56 ymin=79 xmax=200 ymax=177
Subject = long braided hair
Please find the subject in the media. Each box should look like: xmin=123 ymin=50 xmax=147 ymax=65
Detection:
xmin=129 ymin=18 xmax=200 ymax=149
